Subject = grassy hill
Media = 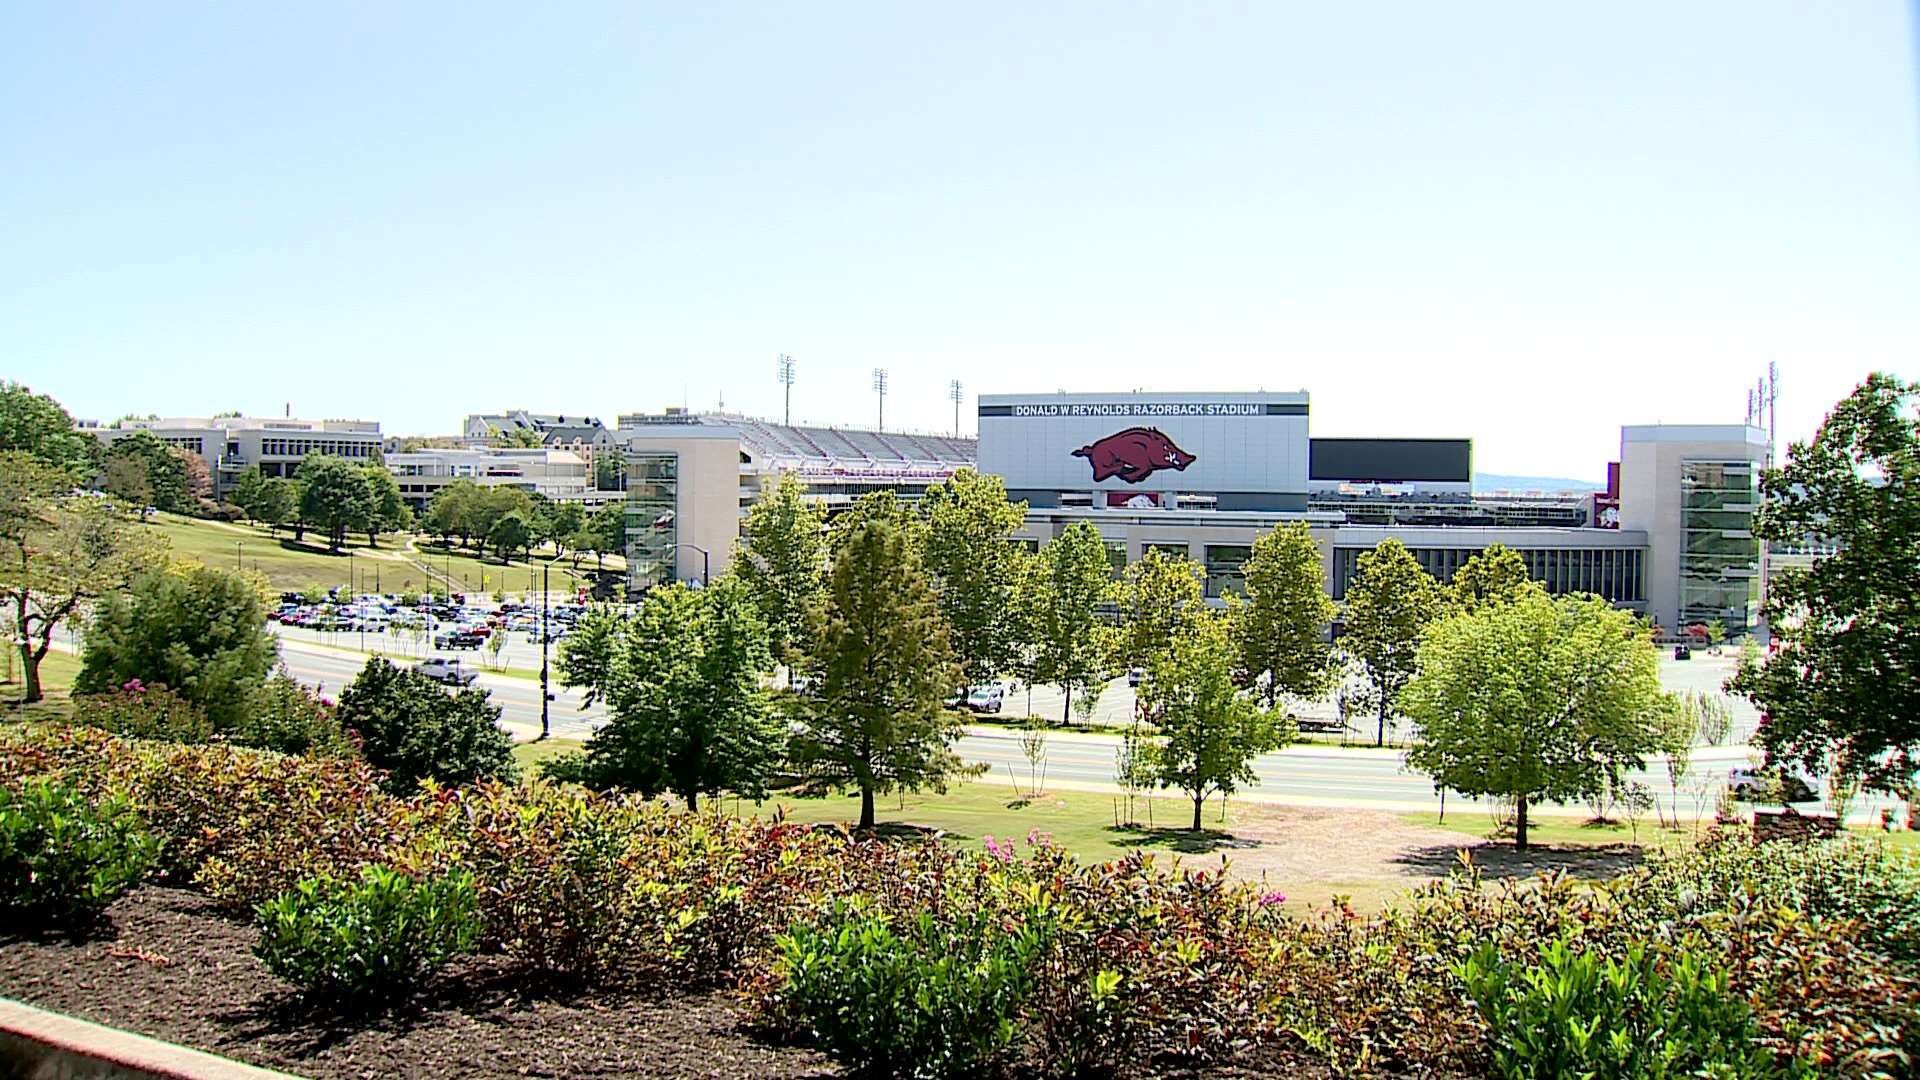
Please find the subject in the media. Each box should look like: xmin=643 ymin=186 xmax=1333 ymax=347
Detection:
xmin=141 ymin=513 xmax=606 ymax=598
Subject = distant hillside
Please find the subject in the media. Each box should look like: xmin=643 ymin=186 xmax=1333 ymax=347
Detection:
xmin=1473 ymin=472 xmax=1605 ymax=494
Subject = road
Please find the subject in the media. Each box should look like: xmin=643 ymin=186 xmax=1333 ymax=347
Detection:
xmin=262 ymin=635 xmax=1901 ymax=821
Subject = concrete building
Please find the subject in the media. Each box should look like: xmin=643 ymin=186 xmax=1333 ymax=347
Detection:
xmin=384 ymin=447 xmax=602 ymax=511
xmin=1617 ymin=424 xmax=1769 ymax=638
xmin=616 ymin=408 xmax=976 ymax=593
xmin=89 ymin=416 xmax=383 ymax=497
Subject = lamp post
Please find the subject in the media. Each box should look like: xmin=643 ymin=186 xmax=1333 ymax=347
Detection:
xmin=673 ymin=543 xmax=710 ymax=587
xmin=539 ymin=551 xmax=567 ymax=740
xmin=234 ymin=540 xmax=242 ymax=572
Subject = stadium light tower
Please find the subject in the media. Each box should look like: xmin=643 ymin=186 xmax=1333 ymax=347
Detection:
xmin=777 ymin=353 xmax=796 ymax=426
xmin=949 ymin=378 xmax=963 ymax=436
xmin=872 ymin=368 xmax=888 ymax=431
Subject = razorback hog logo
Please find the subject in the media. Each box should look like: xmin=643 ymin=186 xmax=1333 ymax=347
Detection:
xmin=1072 ymin=427 xmax=1196 ymax=484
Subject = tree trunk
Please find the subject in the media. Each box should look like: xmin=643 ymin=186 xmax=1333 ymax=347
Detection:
xmin=1061 ymin=684 xmax=1072 ymax=726
xmin=1191 ymin=794 xmax=1204 ymax=832
xmin=19 ymin=641 xmax=41 ymax=705
xmin=1376 ymin=694 xmax=1389 ymax=747
xmin=1515 ymin=794 xmax=1530 ymax=851
xmin=685 ymin=789 xmax=698 ymax=813
xmin=859 ymin=784 xmax=876 ymax=830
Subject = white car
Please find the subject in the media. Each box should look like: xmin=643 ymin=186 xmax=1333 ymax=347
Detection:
xmin=965 ymin=685 xmax=1004 ymax=714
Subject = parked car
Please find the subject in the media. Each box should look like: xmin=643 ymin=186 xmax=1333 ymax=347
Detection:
xmin=1727 ymin=766 xmax=1817 ymax=804
xmin=433 ymin=630 xmax=484 ymax=650
xmin=415 ymin=658 xmax=478 ymax=687
xmin=1127 ymin=667 xmax=1148 ymax=687
xmin=965 ymin=685 xmax=1004 ymax=714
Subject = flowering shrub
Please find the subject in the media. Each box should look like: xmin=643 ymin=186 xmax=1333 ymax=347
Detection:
xmin=72 ymin=681 xmax=214 ymax=744
xmin=232 ymin=667 xmax=355 ymax=758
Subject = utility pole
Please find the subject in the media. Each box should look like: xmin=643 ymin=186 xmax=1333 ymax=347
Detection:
xmin=777 ymin=354 xmax=796 ymax=426
xmin=1749 ymin=363 xmax=1781 ymax=642
xmin=949 ymin=379 xmax=963 ymax=436
xmin=872 ymin=368 xmax=888 ymax=431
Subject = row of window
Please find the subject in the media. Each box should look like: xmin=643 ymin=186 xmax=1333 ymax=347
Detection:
xmin=259 ymin=438 xmax=378 ymax=459
xmin=1328 ymin=545 xmax=1645 ymax=603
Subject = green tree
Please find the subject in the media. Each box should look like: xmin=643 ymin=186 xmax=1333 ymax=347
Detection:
xmin=1341 ymin=538 xmax=1443 ymax=746
xmin=426 ymin=480 xmax=481 ymax=547
xmin=361 ymin=466 xmax=411 ymax=547
xmin=919 ymin=468 xmax=1029 ymax=685
xmin=1112 ymin=549 xmax=1206 ymax=671
xmin=578 ymin=498 xmax=627 ymax=570
xmin=104 ymin=432 xmax=189 ymax=514
xmin=1448 ymin=543 xmax=1540 ymax=612
xmin=733 ymin=472 xmax=828 ymax=674
xmin=0 ymin=458 xmax=157 ymax=703
xmin=593 ymin=449 xmax=626 ymax=491
xmin=1237 ymin=523 xmax=1337 ymax=708
xmin=294 ymin=453 xmax=372 ymax=551
xmin=490 ymin=425 xmax=547 ymax=449
xmin=229 ymin=464 xmax=268 ymax=521
xmin=548 ymin=502 xmax=586 ymax=555
xmin=0 ymin=382 xmax=98 ymax=479
xmin=547 ymin=579 xmax=781 ymax=808
xmin=1729 ymin=373 xmax=1920 ymax=791
xmin=75 ymin=565 xmax=280 ymax=731
xmin=254 ymin=477 xmax=295 ymax=536
xmin=101 ymin=456 xmax=152 ymax=515
xmin=1143 ymin=608 xmax=1287 ymax=831
xmin=1024 ymin=522 xmax=1113 ymax=725
xmin=787 ymin=518 xmax=967 ymax=829
xmin=488 ymin=511 xmax=531 ymax=562
xmin=334 ymin=658 xmax=517 ymax=794
xmin=1403 ymin=592 xmax=1668 ymax=849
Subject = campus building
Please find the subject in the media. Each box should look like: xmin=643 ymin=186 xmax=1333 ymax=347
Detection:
xmin=384 ymin=447 xmax=612 ymax=512
xmin=88 ymin=415 xmax=384 ymax=498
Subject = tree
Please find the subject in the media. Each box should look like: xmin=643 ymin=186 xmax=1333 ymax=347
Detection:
xmin=229 ymin=464 xmax=268 ymax=521
xmin=254 ymin=478 xmax=295 ymax=536
xmin=1402 ymin=592 xmax=1668 ymax=849
xmin=1143 ymin=608 xmax=1287 ymax=831
xmin=426 ymin=480 xmax=482 ymax=548
xmin=171 ymin=446 xmax=213 ymax=513
xmin=1112 ymin=549 xmax=1206 ymax=672
xmin=101 ymin=456 xmax=152 ymax=515
xmin=334 ymin=658 xmax=517 ymax=794
xmin=548 ymin=502 xmax=586 ymax=554
xmin=295 ymin=453 xmax=372 ymax=551
xmin=1237 ymin=523 xmax=1338 ymax=708
xmin=0 ymin=382 xmax=98 ymax=479
xmin=1729 ymin=374 xmax=1920 ymax=791
xmin=104 ymin=432 xmax=189 ymax=514
xmin=733 ymin=472 xmax=828 ymax=674
xmin=75 ymin=564 xmax=280 ymax=731
xmin=490 ymin=424 xmax=547 ymax=449
xmin=1024 ymin=522 xmax=1113 ymax=725
xmin=578 ymin=498 xmax=627 ymax=570
xmin=547 ymin=579 xmax=782 ymax=808
xmin=1448 ymin=544 xmax=1539 ymax=612
xmin=1341 ymin=538 xmax=1442 ymax=746
xmin=0 ymin=460 xmax=159 ymax=703
xmin=786 ymin=518 xmax=967 ymax=829
xmin=593 ymin=449 xmax=626 ymax=492
xmin=489 ymin=511 xmax=531 ymax=562
xmin=361 ymin=466 xmax=410 ymax=547
xmin=919 ymin=468 xmax=1029 ymax=685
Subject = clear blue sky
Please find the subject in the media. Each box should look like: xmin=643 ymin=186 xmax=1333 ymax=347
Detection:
xmin=4 ymin=2 xmax=1916 ymax=480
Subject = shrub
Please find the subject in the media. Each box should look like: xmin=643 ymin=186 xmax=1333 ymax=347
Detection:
xmin=71 ymin=681 xmax=214 ymax=744
xmin=0 ymin=780 xmax=154 ymax=929
xmin=255 ymin=865 xmax=479 ymax=1010
xmin=1456 ymin=936 xmax=1798 ymax=1080
xmin=334 ymin=658 xmax=516 ymax=794
xmin=772 ymin=900 xmax=1046 ymax=1079
xmin=233 ymin=667 xmax=356 ymax=757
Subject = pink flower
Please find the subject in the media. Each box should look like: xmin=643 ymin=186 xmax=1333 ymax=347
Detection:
xmin=121 ymin=678 xmax=145 ymax=694
xmin=1257 ymin=890 xmax=1287 ymax=908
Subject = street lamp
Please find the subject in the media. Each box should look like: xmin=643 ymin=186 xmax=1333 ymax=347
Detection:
xmin=672 ymin=543 xmax=710 ymax=586
xmin=234 ymin=540 xmax=242 ymax=572
xmin=538 ymin=550 xmax=567 ymax=740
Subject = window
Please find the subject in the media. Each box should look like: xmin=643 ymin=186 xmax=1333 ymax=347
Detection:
xmin=1680 ymin=460 xmax=1759 ymax=635
xmin=624 ymin=453 xmax=676 ymax=595
xmin=1204 ymin=544 xmax=1252 ymax=599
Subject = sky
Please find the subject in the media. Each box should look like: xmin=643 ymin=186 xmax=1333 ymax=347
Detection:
xmin=3 ymin=2 xmax=1916 ymax=482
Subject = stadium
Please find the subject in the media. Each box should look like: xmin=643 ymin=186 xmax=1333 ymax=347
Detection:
xmin=616 ymin=391 xmax=1767 ymax=640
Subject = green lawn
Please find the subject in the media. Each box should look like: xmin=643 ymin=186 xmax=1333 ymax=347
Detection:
xmin=0 ymin=649 xmax=82 ymax=723
xmin=143 ymin=513 xmax=601 ymax=597
xmin=749 ymin=781 xmax=1267 ymax=866
xmin=511 ymin=736 xmax=585 ymax=778
xmin=1398 ymin=810 xmax=1703 ymax=852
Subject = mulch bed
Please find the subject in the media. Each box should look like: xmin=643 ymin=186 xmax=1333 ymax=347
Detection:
xmin=0 ymin=887 xmax=1316 ymax=1079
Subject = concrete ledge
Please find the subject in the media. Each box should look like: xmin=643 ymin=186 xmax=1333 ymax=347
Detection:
xmin=0 ymin=997 xmax=303 ymax=1080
